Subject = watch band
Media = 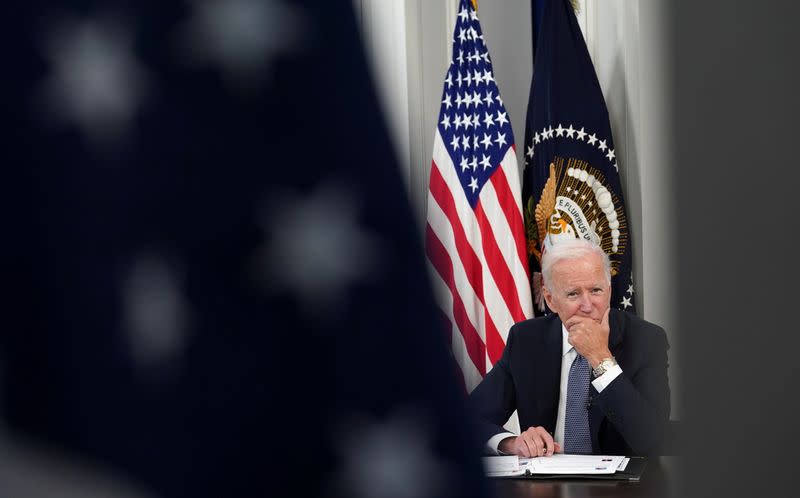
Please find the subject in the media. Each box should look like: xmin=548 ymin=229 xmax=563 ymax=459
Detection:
xmin=592 ymin=357 xmax=617 ymax=378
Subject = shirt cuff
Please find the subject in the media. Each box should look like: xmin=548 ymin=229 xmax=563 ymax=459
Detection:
xmin=487 ymin=432 xmax=518 ymax=455
xmin=591 ymin=364 xmax=622 ymax=392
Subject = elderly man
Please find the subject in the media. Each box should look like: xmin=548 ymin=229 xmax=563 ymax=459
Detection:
xmin=469 ymin=238 xmax=670 ymax=457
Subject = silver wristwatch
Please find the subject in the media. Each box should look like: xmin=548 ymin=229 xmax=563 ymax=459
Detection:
xmin=592 ymin=357 xmax=617 ymax=378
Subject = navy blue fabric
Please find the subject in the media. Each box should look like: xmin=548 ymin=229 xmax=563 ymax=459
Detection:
xmin=530 ymin=0 xmax=546 ymax=62
xmin=563 ymin=354 xmax=592 ymax=454
xmin=0 ymin=1 xmax=489 ymax=496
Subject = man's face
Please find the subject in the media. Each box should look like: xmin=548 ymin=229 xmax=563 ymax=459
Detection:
xmin=542 ymin=253 xmax=610 ymax=324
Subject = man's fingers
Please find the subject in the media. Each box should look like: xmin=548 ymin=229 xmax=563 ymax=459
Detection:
xmin=565 ymin=315 xmax=593 ymax=328
xmin=520 ymin=427 xmax=553 ymax=457
xmin=516 ymin=427 xmax=567 ymax=458
xmin=534 ymin=427 xmax=556 ymax=456
xmin=514 ymin=433 xmax=531 ymax=458
xmin=601 ymin=307 xmax=610 ymax=328
xmin=519 ymin=435 xmax=535 ymax=458
xmin=533 ymin=437 xmax=544 ymax=457
xmin=524 ymin=431 xmax=543 ymax=457
xmin=544 ymin=433 xmax=556 ymax=456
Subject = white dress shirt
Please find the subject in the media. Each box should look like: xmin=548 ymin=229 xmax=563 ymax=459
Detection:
xmin=487 ymin=325 xmax=622 ymax=454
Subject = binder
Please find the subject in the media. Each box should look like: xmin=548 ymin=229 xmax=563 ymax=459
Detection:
xmin=486 ymin=456 xmax=647 ymax=481
xmin=520 ymin=457 xmax=647 ymax=481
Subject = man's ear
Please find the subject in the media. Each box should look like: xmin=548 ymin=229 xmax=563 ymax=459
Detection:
xmin=542 ymin=285 xmax=556 ymax=312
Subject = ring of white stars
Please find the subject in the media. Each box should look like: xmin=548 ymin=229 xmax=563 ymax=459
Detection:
xmin=525 ymin=122 xmax=619 ymax=172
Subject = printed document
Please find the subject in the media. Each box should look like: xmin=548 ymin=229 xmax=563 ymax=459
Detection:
xmin=482 ymin=454 xmax=628 ymax=477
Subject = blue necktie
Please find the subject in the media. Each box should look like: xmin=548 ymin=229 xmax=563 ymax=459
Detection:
xmin=564 ymin=353 xmax=593 ymax=454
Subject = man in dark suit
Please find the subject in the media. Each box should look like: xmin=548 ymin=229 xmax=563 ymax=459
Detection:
xmin=469 ymin=238 xmax=670 ymax=457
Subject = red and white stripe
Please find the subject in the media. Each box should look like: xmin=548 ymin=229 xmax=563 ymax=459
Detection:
xmin=425 ymin=129 xmax=533 ymax=392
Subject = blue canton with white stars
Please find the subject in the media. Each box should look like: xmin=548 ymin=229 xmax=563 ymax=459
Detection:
xmin=438 ymin=0 xmax=514 ymax=208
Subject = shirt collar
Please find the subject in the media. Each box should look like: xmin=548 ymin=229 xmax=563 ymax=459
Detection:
xmin=560 ymin=324 xmax=573 ymax=357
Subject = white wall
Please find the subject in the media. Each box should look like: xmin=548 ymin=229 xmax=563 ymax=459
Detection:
xmin=356 ymin=0 xmax=677 ymax=417
xmin=586 ymin=0 xmax=678 ymax=416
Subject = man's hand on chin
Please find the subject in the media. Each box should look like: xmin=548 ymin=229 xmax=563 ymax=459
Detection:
xmin=565 ymin=307 xmax=612 ymax=367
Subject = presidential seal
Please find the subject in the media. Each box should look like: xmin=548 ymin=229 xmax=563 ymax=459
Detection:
xmin=525 ymin=158 xmax=630 ymax=311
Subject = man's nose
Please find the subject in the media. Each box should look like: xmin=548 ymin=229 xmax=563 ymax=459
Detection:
xmin=579 ymin=294 xmax=593 ymax=312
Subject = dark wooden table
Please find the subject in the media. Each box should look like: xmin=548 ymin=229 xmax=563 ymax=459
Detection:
xmin=489 ymin=457 xmax=678 ymax=498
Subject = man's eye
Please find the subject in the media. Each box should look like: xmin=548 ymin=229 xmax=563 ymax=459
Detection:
xmin=567 ymin=292 xmax=578 ymax=298
xmin=591 ymin=288 xmax=603 ymax=294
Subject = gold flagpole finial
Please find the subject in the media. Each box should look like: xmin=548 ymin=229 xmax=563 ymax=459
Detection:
xmin=471 ymin=0 xmax=477 ymax=11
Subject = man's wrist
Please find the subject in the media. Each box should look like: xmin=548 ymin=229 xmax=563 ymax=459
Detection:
xmin=488 ymin=432 xmax=517 ymax=455
xmin=591 ymin=356 xmax=618 ymax=377
xmin=498 ymin=436 xmax=516 ymax=455
xmin=587 ymin=350 xmax=614 ymax=369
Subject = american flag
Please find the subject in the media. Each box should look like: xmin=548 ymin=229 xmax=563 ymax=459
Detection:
xmin=425 ymin=0 xmax=533 ymax=393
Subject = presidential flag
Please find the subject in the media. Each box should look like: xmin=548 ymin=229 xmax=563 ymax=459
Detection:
xmin=522 ymin=0 xmax=636 ymax=315
xmin=425 ymin=0 xmax=533 ymax=393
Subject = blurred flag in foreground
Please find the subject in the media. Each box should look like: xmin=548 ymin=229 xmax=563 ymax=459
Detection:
xmin=0 ymin=1 xmax=489 ymax=497
xmin=425 ymin=0 xmax=533 ymax=394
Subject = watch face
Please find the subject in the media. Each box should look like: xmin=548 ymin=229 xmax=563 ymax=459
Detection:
xmin=593 ymin=359 xmax=614 ymax=377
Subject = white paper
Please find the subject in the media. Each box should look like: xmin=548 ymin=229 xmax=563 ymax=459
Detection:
xmin=481 ymin=456 xmax=528 ymax=477
xmin=483 ymin=454 xmax=629 ymax=477
xmin=524 ymin=454 xmax=625 ymax=474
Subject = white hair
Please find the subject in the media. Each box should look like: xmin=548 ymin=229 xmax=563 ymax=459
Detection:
xmin=541 ymin=238 xmax=611 ymax=289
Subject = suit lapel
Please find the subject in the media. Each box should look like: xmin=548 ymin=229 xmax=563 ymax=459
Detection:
xmin=608 ymin=309 xmax=625 ymax=355
xmin=533 ymin=316 xmax=563 ymax=433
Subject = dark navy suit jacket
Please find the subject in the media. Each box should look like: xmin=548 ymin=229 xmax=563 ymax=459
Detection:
xmin=469 ymin=309 xmax=671 ymax=456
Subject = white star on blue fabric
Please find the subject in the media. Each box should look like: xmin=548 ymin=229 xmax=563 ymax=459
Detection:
xmin=174 ymin=0 xmax=306 ymax=91
xmin=258 ymin=183 xmax=379 ymax=316
xmin=39 ymin=16 xmax=149 ymax=145
xmin=122 ymin=253 xmax=190 ymax=377
xmin=496 ymin=111 xmax=509 ymax=127
xmin=332 ymin=410 xmax=445 ymax=498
